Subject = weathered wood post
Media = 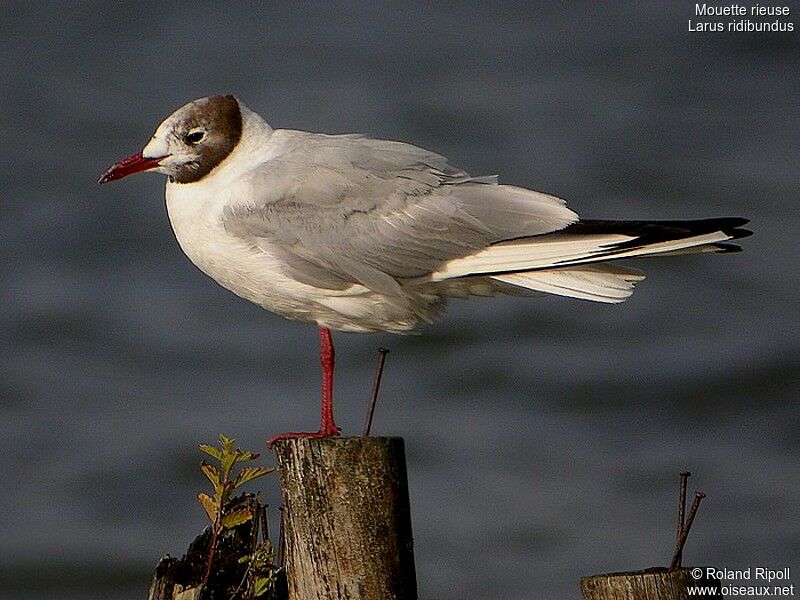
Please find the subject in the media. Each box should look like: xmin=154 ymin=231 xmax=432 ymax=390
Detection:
xmin=272 ymin=437 xmax=417 ymax=600
xmin=580 ymin=568 xmax=722 ymax=599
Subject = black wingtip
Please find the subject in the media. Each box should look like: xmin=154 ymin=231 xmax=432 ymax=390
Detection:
xmin=723 ymin=217 xmax=750 ymax=228
xmin=724 ymin=222 xmax=753 ymax=241
xmin=565 ymin=217 xmax=753 ymax=250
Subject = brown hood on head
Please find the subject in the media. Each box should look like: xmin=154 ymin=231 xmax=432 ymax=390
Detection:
xmin=172 ymin=95 xmax=243 ymax=184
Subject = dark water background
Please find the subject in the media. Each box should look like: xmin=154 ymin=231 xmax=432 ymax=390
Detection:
xmin=1 ymin=2 xmax=798 ymax=598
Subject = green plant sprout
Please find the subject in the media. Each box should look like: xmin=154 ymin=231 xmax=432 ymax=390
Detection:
xmin=197 ymin=434 xmax=275 ymax=595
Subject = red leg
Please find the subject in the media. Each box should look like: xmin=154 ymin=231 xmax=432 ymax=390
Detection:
xmin=267 ymin=326 xmax=341 ymax=448
xmin=317 ymin=326 xmax=339 ymax=436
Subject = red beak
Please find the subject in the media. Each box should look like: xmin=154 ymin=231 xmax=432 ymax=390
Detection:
xmin=97 ymin=152 xmax=166 ymax=184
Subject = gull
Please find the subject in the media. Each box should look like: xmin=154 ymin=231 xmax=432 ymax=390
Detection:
xmin=98 ymin=95 xmax=750 ymax=444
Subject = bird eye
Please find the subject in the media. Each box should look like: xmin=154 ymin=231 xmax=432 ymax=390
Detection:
xmin=184 ymin=130 xmax=206 ymax=145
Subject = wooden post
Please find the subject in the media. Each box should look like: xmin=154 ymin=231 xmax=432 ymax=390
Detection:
xmin=580 ymin=568 xmax=722 ymax=599
xmin=272 ymin=437 xmax=417 ymax=600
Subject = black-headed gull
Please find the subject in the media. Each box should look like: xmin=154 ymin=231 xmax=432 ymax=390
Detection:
xmin=98 ymin=95 xmax=750 ymax=444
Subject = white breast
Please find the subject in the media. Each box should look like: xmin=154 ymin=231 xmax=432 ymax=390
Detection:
xmin=165 ymin=176 xmax=330 ymax=319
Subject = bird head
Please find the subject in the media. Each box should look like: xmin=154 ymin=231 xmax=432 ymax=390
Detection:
xmin=98 ymin=95 xmax=242 ymax=185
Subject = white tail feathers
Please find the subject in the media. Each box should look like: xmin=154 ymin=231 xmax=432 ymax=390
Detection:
xmin=492 ymin=264 xmax=645 ymax=303
xmin=427 ymin=217 xmax=750 ymax=303
xmin=431 ymin=230 xmax=732 ymax=281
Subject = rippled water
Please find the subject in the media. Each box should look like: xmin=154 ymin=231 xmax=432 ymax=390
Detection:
xmin=1 ymin=3 xmax=798 ymax=599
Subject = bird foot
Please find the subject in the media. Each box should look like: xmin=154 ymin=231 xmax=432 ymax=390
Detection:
xmin=267 ymin=426 xmax=341 ymax=449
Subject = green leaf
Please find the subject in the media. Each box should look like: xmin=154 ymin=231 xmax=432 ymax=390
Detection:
xmin=233 ymin=450 xmax=260 ymax=464
xmin=198 ymin=444 xmax=223 ymax=461
xmin=221 ymin=507 xmax=253 ymax=529
xmin=254 ymin=577 xmax=270 ymax=597
xmin=219 ymin=434 xmax=235 ymax=454
xmin=200 ymin=462 xmax=221 ymax=489
xmin=197 ymin=492 xmax=217 ymax=523
xmin=234 ymin=466 xmax=274 ymax=489
xmin=221 ymin=452 xmax=237 ymax=479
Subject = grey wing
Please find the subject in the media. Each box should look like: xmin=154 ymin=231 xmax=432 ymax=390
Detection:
xmin=222 ymin=131 xmax=578 ymax=294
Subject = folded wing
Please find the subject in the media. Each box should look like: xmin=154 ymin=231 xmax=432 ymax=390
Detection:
xmin=222 ymin=131 xmax=578 ymax=292
xmin=222 ymin=131 xmax=750 ymax=304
